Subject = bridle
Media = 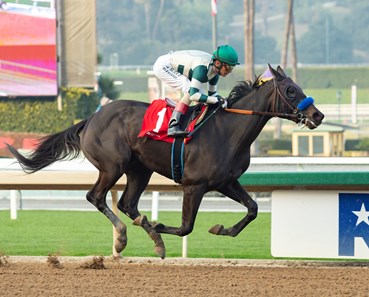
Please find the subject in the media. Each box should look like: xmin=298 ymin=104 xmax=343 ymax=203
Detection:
xmin=224 ymin=78 xmax=314 ymax=124
xmin=188 ymin=78 xmax=315 ymax=137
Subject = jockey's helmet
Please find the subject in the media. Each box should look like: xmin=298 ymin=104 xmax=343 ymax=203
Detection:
xmin=212 ymin=45 xmax=240 ymax=66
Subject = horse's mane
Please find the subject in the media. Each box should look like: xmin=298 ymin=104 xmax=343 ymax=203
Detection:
xmin=226 ymin=74 xmax=263 ymax=107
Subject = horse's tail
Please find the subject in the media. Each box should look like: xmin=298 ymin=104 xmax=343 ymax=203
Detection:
xmin=7 ymin=119 xmax=88 ymax=173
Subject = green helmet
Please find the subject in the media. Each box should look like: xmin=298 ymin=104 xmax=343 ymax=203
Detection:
xmin=212 ymin=45 xmax=240 ymax=66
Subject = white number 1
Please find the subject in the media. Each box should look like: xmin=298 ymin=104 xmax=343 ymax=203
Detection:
xmin=153 ymin=108 xmax=167 ymax=132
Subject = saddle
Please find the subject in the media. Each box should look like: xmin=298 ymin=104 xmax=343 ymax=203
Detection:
xmin=138 ymin=98 xmax=219 ymax=184
xmin=138 ymin=98 xmax=210 ymax=144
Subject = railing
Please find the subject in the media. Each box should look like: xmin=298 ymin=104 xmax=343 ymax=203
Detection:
xmin=2 ymin=157 xmax=369 ymax=257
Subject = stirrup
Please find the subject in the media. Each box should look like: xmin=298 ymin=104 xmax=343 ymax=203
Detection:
xmin=167 ymin=126 xmax=188 ymax=137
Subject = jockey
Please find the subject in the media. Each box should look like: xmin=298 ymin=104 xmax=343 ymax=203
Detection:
xmin=153 ymin=45 xmax=240 ymax=137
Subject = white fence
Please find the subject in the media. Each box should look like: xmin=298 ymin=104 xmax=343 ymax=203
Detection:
xmin=2 ymin=157 xmax=369 ymax=258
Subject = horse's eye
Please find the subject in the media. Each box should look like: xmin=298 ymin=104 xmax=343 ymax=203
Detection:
xmin=285 ymin=86 xmax=296 ymax=99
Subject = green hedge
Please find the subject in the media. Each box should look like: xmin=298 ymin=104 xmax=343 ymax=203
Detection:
xmin=345 ymin=138 xmax=369 ymax=151
xmin=0 ymin=88 xmax=98 ymax=134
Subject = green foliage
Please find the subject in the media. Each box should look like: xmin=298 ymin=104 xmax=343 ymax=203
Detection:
xmin=0 ymin=88 xmax=97 ymax=133
xmin=97 ymin=52 xmax=103 ymax=64
xmin=345 ymin=139 xmax=361 ymax=151
xmin=76 ymin=92 xmax=99 ymax=119
xmin=97 ymin=0 xmax=369 ymax=66
xmin=98 ymin=75 xmax=121 ymax=99
xmin=0 ymin=98 xmax=73 ymax=134
xmin=297 ymin=14 xmax=353 ymax=64
xmin=339 ymin=2 xmax=369 ymax=55
xmin=343 ymin=138 xmax=369 ymax=152
xmin=357 ymin=138 xmax=369 ymax=151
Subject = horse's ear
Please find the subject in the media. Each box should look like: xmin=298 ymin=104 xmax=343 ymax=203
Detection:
xmin=268 ymin=63 xmax=285 ymax=81
xmin=276 ymin=65 xmax=287 ymax=77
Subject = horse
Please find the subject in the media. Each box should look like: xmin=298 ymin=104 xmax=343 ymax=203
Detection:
xmin=7 ymin=64 xmax=324 ymax=259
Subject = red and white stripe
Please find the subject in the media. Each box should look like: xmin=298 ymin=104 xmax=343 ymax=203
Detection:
xmin=211 ymin=0 xmax=217 ymax=16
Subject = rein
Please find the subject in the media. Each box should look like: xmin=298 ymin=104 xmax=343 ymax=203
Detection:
xmin=224 ymin=78 xmax=313 ymax=122
xmin=224 ymin=108 xmax=303 ymax=120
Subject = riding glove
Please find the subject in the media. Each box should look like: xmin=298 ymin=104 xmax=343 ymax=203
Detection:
xmin=217 ymin=96 xmax=228 ymax=109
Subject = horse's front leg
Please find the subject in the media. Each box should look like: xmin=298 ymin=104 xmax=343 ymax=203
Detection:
xmin=153 ymin=184 xmax=207 ymax=236
xmin=208 ymin=180 xmax=258 ymax=237
xmin=86 ymin=172 xmax=128 ymax=254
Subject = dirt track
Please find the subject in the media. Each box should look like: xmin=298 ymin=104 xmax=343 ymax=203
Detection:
xmin=1 ymin=256 xmax=369 ymax=297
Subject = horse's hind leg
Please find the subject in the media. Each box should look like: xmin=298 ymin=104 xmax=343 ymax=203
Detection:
xmin=153 ymin=184 xmax=207 ymax=236
xmin=117 ymin=165 xmax=166 ymax=259
xmin=209 ymin=180 xmax=258 ymax=237
xmin=86 ymin=170 xmax=128 ymax=254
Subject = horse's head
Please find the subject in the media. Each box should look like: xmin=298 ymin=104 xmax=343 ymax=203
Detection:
xmin=266 ymin=64 xmax=324 ymax=129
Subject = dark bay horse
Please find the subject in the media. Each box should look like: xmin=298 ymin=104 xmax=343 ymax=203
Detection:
xmin=7 ymin=65 xmax=324 ymax=258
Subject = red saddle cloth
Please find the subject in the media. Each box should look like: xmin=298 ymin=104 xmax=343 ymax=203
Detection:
xmin=138 ymin=99 xmax=205 ymax=143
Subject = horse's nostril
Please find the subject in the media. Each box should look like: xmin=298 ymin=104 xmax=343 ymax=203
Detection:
xmin=313 ymin=111 xmax=325 ymax=123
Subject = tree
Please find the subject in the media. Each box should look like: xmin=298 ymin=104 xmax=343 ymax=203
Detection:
xmin=276 ymin=0 xmax=298 ymax=140
xmin=95 ymin=0 xmax=368 ymax=66
xmin=339 ymin=2 xmax=369 ymax=63
xmin=298 ymin=14 xmax=353 ymax=64
xmin=98 ymin=76 xmax=120 ymax=100
xmin=244 ymin=0 xmax=255 ymax=81
xmin=280 ymin=0 xmax=297 ymax=81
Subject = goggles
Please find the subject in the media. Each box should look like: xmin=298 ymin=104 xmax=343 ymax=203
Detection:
xmin=223 ymin=63 xmax=234 ymax=72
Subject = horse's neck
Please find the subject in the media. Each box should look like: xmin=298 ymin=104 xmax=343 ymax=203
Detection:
xmin=216 ymin=89 xmax=272 ymax=159
xmin=238 ymin=89 xmax=272 ymax=134
xmin=239 ymin=114 xmax=270 ymax=146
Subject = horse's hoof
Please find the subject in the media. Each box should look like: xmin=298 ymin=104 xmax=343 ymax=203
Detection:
xmin=112 ymin=251 xmax=123 ymax=259
xmin=114 ymin=237 xmax=127 ymax=254
xmin=208 ymin=224 xmax=225 ymax=235
xmin=154 ymin=245 xmax=166 ymax=259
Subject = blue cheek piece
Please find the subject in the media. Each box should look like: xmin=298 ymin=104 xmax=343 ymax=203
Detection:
xmin=297 ymin=96 xmax=314 ymax=111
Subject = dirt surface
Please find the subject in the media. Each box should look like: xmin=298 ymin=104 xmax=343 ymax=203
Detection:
xmin=1 ymin=256 xmax=369 ymax=297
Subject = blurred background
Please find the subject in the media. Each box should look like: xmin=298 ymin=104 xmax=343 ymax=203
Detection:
xmin=97 ymin=1 xmax=368 ymax=66
xmin=1 ymin=0 xmax=369 ymax=157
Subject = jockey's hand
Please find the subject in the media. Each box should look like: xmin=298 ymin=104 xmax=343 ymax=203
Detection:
xmin=217 ymin=96 xmax=228 ymax=109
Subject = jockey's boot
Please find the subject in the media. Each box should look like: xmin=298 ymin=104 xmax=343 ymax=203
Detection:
xmin=167 ymin=110 xmax=187 ymax=137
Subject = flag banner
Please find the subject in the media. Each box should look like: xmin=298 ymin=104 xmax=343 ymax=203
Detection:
xmin=272 ymin=190 xmax=369 ymax=259
xmin=211 ymin=0 xmax=217 ymax=16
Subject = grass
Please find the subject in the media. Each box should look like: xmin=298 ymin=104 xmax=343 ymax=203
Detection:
xmin=305 ymin=88 xmax=369 ymax=104
xmin=0 ymin=210 xmax=271 ymax=259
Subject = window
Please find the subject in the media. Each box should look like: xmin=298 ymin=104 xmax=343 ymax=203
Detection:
xmin=298 ymin=136 xmax=309 ymax=156
xmin=313 ymin=136 xmax=324 ymax=154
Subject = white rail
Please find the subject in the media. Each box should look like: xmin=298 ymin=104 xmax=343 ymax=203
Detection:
xmin=2 ymin=157 xmax=369 ymax=258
